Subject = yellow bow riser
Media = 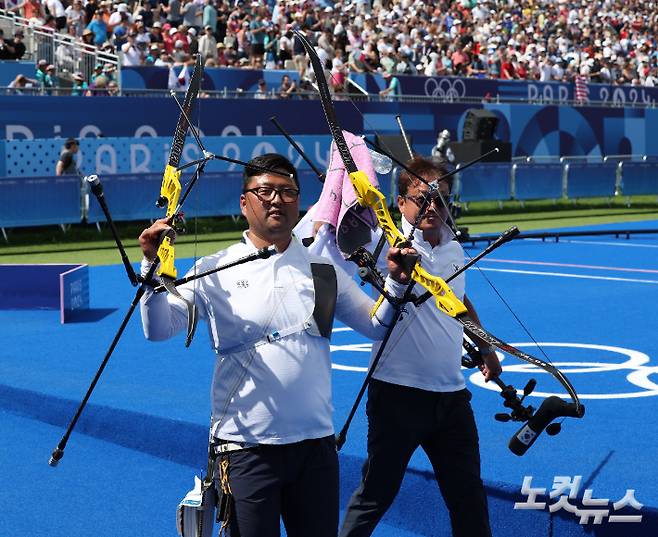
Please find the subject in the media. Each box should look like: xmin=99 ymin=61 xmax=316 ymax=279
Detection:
xmin=348 ymin=170 xmax=467 ymax=318
xmin=156 ymin=164 xmax=183 ymax=280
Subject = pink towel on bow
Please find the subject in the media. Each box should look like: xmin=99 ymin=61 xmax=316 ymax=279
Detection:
xmin=313 ymin=131 xmax=379 ymax=256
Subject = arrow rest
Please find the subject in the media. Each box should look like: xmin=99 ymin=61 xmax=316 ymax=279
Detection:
xmin=172 ymin=212 xmax=187 ymax=234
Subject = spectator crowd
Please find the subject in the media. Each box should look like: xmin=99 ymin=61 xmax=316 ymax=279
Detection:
xmin=3 ymin=0 xmax=658 ymax=90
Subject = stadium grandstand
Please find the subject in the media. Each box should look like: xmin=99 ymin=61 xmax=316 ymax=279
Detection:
xmin=1 ymin=2 xmax=658 ymax=537
xmin=1 ymin=0 xmax=658 ymax=95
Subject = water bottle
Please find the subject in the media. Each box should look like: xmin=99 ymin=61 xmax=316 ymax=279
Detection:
xmin=368 ymin=148 xmax=393 ymax=174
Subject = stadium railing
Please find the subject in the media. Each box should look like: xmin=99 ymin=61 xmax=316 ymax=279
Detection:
xmin=0 ymin=8 xmax=120 ymax=89
xmin=455 ymin=155 xmax=657 ymax=205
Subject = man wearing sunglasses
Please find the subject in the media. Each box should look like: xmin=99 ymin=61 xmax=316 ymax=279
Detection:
xmin=340 ymin=156 xmax=501 ymax=537
xmin=138 ymin=153 xmax=416 ymax=537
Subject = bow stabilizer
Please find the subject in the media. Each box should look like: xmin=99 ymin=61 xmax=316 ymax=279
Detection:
xmin=462 ymin=339 xmax=584 ymax=455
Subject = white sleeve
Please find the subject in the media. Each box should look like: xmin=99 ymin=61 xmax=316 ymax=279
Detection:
xmin=333 ymin=262 xmax=406 ymax=340
xmin=139 ymin=258 xmax=204 ymax=341
xmin=307 ymin=225 xmax=358 ymax=277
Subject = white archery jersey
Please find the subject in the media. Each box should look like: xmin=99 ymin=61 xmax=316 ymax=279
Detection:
xmin=140 ymin=233 xmax=397 ymax=445
xmin=371 ymin=217 xmax=467 ymax=392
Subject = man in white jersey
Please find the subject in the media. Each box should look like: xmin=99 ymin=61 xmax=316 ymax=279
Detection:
xmin=138 ymin=153 xmax=416 ymax=537
xmin=339 ymin=156 xmax=502 ymax=537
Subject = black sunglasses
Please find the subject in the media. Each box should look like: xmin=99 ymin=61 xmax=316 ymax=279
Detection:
xmin=404 ymin=191 xmax=453 ymax=207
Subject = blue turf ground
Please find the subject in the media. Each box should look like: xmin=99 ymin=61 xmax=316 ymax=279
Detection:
xmin=1 ymin=220 xmax=657 ymax=536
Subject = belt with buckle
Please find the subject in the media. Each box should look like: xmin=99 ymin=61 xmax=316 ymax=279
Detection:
xmin=214 ymin=440 xmax=260 ymax=454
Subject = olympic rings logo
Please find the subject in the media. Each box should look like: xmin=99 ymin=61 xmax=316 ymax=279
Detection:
xmin=468 ymin=342 xmax=658 ymax=400
xmin=424 ymin=78 xmax=467 ymax=99
xmin=329 ymin=331 xmax=658 ymax=400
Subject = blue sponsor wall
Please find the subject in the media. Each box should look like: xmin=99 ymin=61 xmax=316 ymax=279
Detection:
xmin=348 ymin=71 xmax=658 ymax=107
xmin=3 ymin=96 xmax=658 ymax=160
xmin=1 ymin=135 xmax=334 ymax=177
xmin=1 ymin=94 xmax=657 ymax=228
xmin=0 ymin=60 xmax=37 ymax=86
xmin=3 ymin=61 xmax=658 ymax=106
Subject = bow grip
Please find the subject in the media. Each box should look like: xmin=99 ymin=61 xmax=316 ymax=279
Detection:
xmin=400 ymin=250 xmax=419 ymax=276
xmin=156 ymin=228 xmax=178 ymax=279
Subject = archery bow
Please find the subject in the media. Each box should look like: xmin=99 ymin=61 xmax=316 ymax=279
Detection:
xmin=295 ymin=30 xmax=584 ymax=449
xmin=155 ymin=55 xmax=204 ymax=347
xmin=293 ymin=31 xmax=465 ymax=318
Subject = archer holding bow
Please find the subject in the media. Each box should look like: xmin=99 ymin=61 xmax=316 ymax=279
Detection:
xmin=137 ymin=153 xmax=419 ymax=537
xmin=335 ymin=156 xmax=502 ymax=537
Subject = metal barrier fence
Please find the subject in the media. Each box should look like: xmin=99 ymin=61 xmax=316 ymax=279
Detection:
xmin=0 ymin=157 xmax=656 ymax=234
xmin=0 ymin=8 xmax=120 ymax=90
xmin=0 ymin=170 xmax=325 ymax=236
xmin=452 ymin=156 xmax=658 ymax=203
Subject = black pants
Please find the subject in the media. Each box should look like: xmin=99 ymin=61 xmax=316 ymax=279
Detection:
xmin=223 ymin=435 xmax=338 ymax=537
xmin=339 ymin=380 xmax=491 ymax=537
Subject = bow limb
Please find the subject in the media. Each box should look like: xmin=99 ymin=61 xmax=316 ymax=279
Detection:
xmin=295 ymin=30 xmax=466 ymax=318
xmin=155 ymin=56 xmax=204 ymax=347
xmin=459 ymin=317 xmax=583 ymax=414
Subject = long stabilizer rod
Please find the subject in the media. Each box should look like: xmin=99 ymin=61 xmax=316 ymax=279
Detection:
xmin=48 ymin=259 xmax=160 ymax=467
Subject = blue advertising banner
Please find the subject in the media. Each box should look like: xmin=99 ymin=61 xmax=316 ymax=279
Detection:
xmin=3 ymin=135 xmax=334 ymax=177
xmin=119 ymin=65 xmax=658 ymax=107
xmin=349 ymin=72 xmax=658 ymax=107
xmin=2 ymin=96 xmax=658 ymax=181
xmin=0 ymin=95 xmax=363 ymax=140
xmin=122 ymin=65 xmax=299 ymax=93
